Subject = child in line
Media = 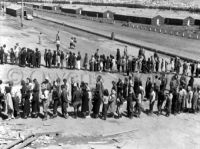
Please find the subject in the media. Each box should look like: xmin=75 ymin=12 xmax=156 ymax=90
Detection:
xmin=102 ymin=89 xmax=109 ymax=120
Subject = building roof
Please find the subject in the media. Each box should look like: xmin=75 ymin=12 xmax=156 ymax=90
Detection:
xmin=6 ymin=5 xmax=22 ymax=10
xmin=22 ymin=2 xmax=200 ymax=19
xmin=62 ymin=4 xmax=200 ymax=19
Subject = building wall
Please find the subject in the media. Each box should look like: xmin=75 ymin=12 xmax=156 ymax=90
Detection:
xmin=61 ymin=8 xmax=76 ymax=14
xmin=151 ymin=16 xmax=165 ymax=26
xmin=6 ymin=8 xmax=17 ymax=17
xmin=103 ymin=11 xmax=114 ymax=19
xmin=183 ymin=17 xmax=195 ymax=26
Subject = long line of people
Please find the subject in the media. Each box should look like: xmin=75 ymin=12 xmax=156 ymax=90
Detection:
xmin=0 ymin=72 xmax=199 ymax=121
xmin=1 ymin=43 xmax=200 ymax=77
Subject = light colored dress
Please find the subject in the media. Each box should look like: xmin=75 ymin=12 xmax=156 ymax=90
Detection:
xmin=5 ymin=93 xmax=14 ymax=114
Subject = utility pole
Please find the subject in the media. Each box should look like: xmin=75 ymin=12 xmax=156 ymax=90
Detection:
xmin=21 ymin=0 xmax=24 ymax=27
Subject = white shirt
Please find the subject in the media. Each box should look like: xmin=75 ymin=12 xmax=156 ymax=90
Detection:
xmin=151 ymin=91 xmax=156 ymax=102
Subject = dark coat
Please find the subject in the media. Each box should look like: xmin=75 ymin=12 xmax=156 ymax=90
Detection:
xmin=81 ymin=90 xmax=89 ymax=113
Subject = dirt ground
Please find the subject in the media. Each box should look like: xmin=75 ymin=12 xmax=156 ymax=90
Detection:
xmin=34 ymin=10 xmax=200 ymax=61
xmin=1 ymin=13 xmax=200 ymax=149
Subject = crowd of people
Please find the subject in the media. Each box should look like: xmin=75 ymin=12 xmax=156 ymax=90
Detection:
xmin=1 ymin=41 xmax=200 ymax=77
xmin=0 ymin=70 xmax=199 ymax=121
xmin=1 ymin=33 xmax=200 ymax=121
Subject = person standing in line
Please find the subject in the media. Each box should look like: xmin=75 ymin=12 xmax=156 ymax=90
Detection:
xmin=32 ymin=79 xmax=40 ymax=118
xmin=0 ymin=46 xmax=4 ymax=64
xmin=4 ymin=86 xmax=14 ymax=120
xmin=51 ymin=85 xmax=59 ymax=118
xmin=47 ymin=50 xmax=52 ymax=68
xmin=57 ymin=50 xmax=61 ymax=68
xmin=81 ymin=82 xmax=89 ymax=118
xmin=60 ymin=51 xmax=65 ymax=69
xmin=102 ymin=89 xmax=109 ymax=120
xmin=116 ymin=49 xmax=121 ymax=72
xmin=77 ymin=52 xmax=81 ymax=70
xmin=44 ymin=49 xmax=47 ymax=67
xmin=145 ymin=77 xmax=152 ymax=100
xmin=166 ymin=90 xmax=173 ymax=117
xmin=21 ymin=80 xmax=30 ymax=119
xmin=72 ymin=85 xmax=82 ymax=119
xmin=41 ymin=79 xmax=50 ymax=121
xmin=149 ymin=87 xmax=156 ymax=115
xmin=192 ymin=87 xmax=198 ymax=113
xmin=60 ymin=85 xmax=69 ymax=119
xmin=127 ymin=83 xmax=135 ymax=119
xmin=93 ymin=75 xmax=104 ymax=118
xmin=83 ymin=53 xmax=88 ymax=70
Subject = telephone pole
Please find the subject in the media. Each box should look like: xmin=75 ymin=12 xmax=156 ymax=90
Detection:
xmin=21 ymin=0 xmax=23 ymax=27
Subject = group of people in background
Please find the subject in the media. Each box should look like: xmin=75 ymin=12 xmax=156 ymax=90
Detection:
xmin=0 ymin=70 xmax=199 ymax=121
xmin=1 ymin=42 xmax=200 ymax=77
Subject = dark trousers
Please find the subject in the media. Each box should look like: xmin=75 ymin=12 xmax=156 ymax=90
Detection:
xmin=172 ymin=93 xmax=178 ymax=114
xmin=157 ymin=100 xmax=164 ymax=114
xmin=23 ymin=99 xmax=30 ymax=117
xmin=93 ymin=94 xmax=102 ymax=116
xmin=177 ymin=99 xmax=182 ymax=113
xmin=53 ymin=100 xmax=59 ymax=115
xmin=0 ymin=57 xmax=3 ymax=64
xmin=135 ymin=102 xmax=142 ymax=116
xmin=32 ymin=100 xmax=39 ymax=115
xmin=166 ymin=99 xmax=172 ymax=115
xmin=47 ymin=59 xmax=51 ymax=68
xmin=12 ymin=97 xmax=20 ymax=117
xmin=102 ymin=104 xmax=108 ymax=119
xmin=127 ymin=97 xmax=133 ymax=117
xmin=149 ymin=100 xmax=155 ymax=113
xmin=117 ymin=64 xmax=120 ymax=72
xmin=61 ymin=102 xmax=68 ymax=115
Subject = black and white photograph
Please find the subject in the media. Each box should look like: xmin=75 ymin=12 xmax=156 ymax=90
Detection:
xmin=0 ymin=0 xmax=200 ymax=148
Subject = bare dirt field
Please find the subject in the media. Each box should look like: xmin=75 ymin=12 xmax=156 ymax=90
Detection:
xmin=1 ymin=13 xmax=200 ymax=149
xmin=34 ymin=10 xmax=200 ymax=61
